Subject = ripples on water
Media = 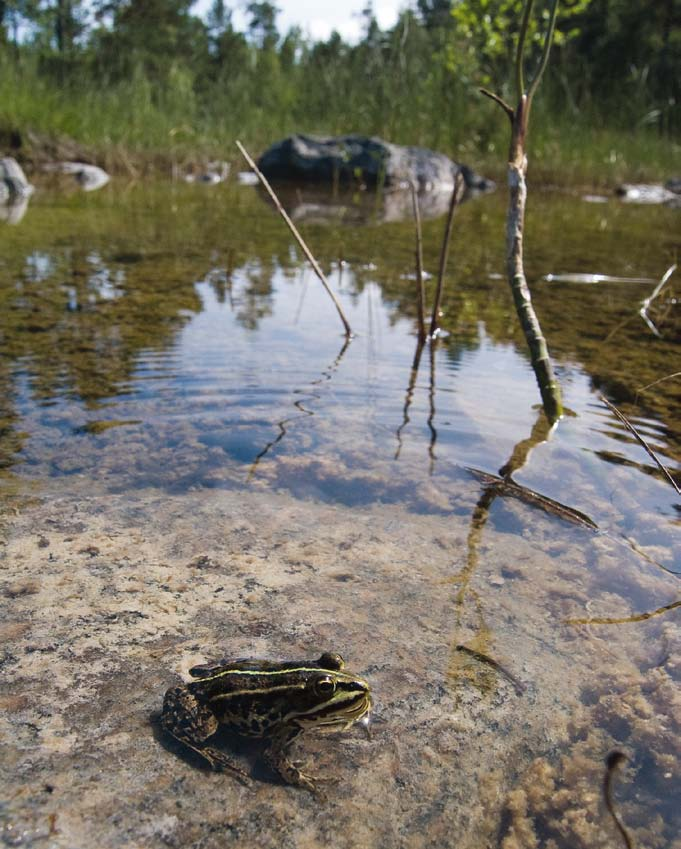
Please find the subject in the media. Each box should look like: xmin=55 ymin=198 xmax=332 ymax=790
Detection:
xmin=1 ymin=183 xmax=678 ymax=568
xmin=0 ymin=180 xmax=679 ymax=845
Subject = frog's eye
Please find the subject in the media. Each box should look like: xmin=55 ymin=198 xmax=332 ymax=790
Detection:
xmin=315 ymin=676 xmax=336 ymax=697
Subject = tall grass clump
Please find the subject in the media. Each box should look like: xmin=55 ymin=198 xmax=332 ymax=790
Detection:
xmin=1 ymin=2 xmax=679 ymax=182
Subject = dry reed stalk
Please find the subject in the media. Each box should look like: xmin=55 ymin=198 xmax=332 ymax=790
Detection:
xmin=639 ymin=263 xmax=676 ymax=337
xmin=409 ymin=182 xmax=427 ymax=344
xmin=236 ymin=140 xmax=352 ymax=338
xmin=636 ymin=372 xmax=681 ymax=396
xmin=600 ymin=395 xmax=681 ymax=495
xmin=429 ymin=169 xmax=465 ymax=338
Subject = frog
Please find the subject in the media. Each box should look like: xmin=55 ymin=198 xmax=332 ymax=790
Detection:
xmin=161 ymin=651 xmax=372 ymax=794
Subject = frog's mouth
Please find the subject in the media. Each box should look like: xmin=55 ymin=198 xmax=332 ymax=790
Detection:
xmin=295 ymin=689 xmax=372 ymax=731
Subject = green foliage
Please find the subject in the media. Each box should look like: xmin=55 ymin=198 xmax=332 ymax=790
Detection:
xmin=0 ymin=0 xmax=678 ymax=177
xmin=417 ymin=0 xmax=454 ymax=30
xmin=246 ymin=1 xmax=279 ymax=49
xmin=449 ymin=0 xmax=593 ymax=90
xmin=562 ymin=0 xmax=681 ymax=131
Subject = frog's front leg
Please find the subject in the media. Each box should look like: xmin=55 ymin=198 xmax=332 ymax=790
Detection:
xmin=264 ymin=727 xmax=323 ymax=796
xmin=161 ymin=686 xmax=251 ymax=786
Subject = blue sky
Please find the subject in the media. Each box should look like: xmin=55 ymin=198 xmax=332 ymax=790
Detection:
xmin=192 ymin=1 xmax=404 ymax=43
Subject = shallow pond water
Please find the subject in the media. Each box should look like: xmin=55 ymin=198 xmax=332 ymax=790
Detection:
xmin=0 ymin=179 xmax=679 ymax=849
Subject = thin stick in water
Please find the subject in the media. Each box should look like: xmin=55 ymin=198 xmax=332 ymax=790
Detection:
xmin=639 ymin=263 xmax=676 ymax=337
xmin=600 ymin=395 xmax=681 ymax=495
xmin=455 ymin=644 xmax=526 ymax=696
xmin=409 ymin=181 xmax=427 ymax=344
xmin=636 ymin=372 xmax=681 ymax=396
xmin=429 ymin=169 xmax=466 ymax=338
xmin=566 ymin=598 xmax=681 ymax=626
xmin=236 ymin=140 xmax=352 ymax=338
xmin=603 ymin=751 xmax=634 ymax=849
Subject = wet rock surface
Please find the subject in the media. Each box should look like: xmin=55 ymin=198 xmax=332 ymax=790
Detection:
xmin=1 ymin=486 xmax=679 ymax=848
xmin=615 ymin=182 xmax=681 ymax=206
xmin=43 ymin=161 xmax=110 ymax=192
xmin=258 ymin=182 xmax=481 ymax=225
xmin=0 ymin=156 xmax=34 ymax=198
xmin=257 ymin=134 xmax=495 ymax=196
xmin=0 ymin=156 xmax=35 ymax=223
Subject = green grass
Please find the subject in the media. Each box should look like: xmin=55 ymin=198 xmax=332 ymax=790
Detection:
xmin=1 ymin=53 xmax=679 ymax=186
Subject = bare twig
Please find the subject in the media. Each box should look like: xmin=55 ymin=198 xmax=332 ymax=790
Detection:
xmin=603 ymin=752 xmax=634 ymax=849
xmin=479 ymin=88 xmax=514 ymax=122
xmin=636 ymin=372 xmax=681 ymax=396
xmin=527 ymin=0 xmax=560 ymax=102
xmin=236 ymin=140 xmax=352 ymax=338
xmin=566 ymin=599 xmax=681 ymax=626
xmin=429 ymin=169 xmax=465 ymax=338
xmin=409 ymin=182 xmax=427 ymax=344
xmin=600 ymin=395 xmax=681 ymax=495
xmin=639 ymin=263 xmax=676 ymax=337
xmin=481 ymin=0 xmax=563 ymax=423
xmin=467 ymin=467 xmax=598 ymax=528
xmin=515 ymin=0 xmax=535 ymax=95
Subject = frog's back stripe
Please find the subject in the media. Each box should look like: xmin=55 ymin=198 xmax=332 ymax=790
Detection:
xmin=208 ymin=683 xmax=307 ymax=701
xmin=191 ymin=666 xmax=362 ymax=682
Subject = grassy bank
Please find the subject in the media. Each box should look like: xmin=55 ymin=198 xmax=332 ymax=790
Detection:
xmin=1 ymin=55 xmax=679 ymax=187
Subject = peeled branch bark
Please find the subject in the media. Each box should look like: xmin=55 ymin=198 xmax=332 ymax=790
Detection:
xmin=505 ymin=100 xmax=562 ymax=422
xmin=480 ymin=0 xmax=563 ymax=423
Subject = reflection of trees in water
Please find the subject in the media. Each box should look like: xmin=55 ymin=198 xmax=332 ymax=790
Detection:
xmin=3 ymin=248 xmax=203 ymax=406
xmin=203 ymin=249 xmax=306 ymax=332
xmin=0 ymin=233 xmax=313 ymax=477
xmin=233 ymin=259 xmax=277 ymax=331
xmin=0 ymin=247 xmax=205 ymax=474
xmin=0 ymin=364 xmax=24 ymax=472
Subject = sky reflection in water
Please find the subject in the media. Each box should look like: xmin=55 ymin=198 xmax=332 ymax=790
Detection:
xmin=0 ymin=181 xmax=678 ymax=570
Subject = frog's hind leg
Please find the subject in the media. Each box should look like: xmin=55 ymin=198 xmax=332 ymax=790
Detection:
xmin=161 ymin=686 xmax=251 ymax=786
xmin=264 ymin=728 xmax=328 ymax=797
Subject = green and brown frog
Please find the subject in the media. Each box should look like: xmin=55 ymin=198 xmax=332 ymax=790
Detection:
xmin=161 ymin=652 xmax=372 ymax=794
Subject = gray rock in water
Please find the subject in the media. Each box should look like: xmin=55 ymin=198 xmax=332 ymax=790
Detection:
xmin=615 ymin=182 xmax=680 ymax=206
xmin=0 ymin=156 xmax=35 ymax=204
xmin=45 ymin=161 xmax=110 ymax=192
xmin=0 ymin=194 xmax=30 ymax=224
xmin=266 ymin=183 xmax=464 ymax=226
xmin=257 ymin=134 xmax=494 ymax=195
xmin=666 ymin=176 xmax=681 ymax=194
xmin=183 ymin=160 xmax=230 ymax=185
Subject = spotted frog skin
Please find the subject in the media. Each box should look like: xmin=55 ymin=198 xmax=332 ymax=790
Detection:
xmin=161 ymin=652 xmax=372 ymax=794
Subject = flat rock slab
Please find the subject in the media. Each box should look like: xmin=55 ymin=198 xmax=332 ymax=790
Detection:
xmin=257 ymin=134 xmax=495 ymax=195
xmin=1 ymin=483 xmax=679 ymax=849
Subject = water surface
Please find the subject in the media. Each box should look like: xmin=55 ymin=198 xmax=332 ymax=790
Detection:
xmin=0 ymin=179 xmax=679 ymax=848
